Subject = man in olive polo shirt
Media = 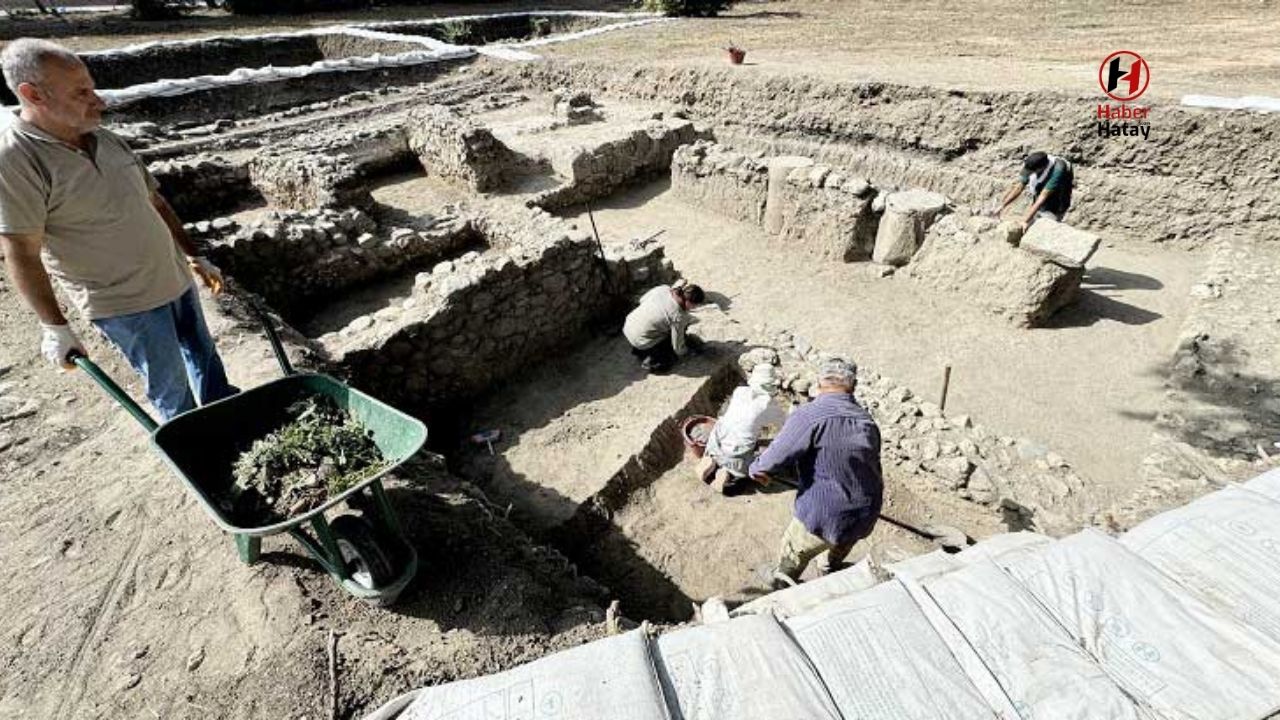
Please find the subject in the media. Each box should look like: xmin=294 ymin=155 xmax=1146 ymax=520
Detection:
xmin=0 ymin=39 xmax=235 ymax=421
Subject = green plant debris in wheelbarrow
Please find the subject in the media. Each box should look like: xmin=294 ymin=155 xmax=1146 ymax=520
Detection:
xmin=69 ymin=302 xmax=426 ymax=606
xmin=229 ymin=396 xmax=389 ymax=525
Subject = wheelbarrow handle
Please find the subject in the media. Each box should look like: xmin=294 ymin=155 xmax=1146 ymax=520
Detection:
xmin=70 ymin=351 xmax=159 ymax=433
xmin=246 ymin=300 xmax=294 ymax=377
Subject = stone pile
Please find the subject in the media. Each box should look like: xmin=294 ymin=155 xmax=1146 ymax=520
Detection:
xmin=671 ymin=140 xmax=882 ymax=261
xmin=148 ymin=155 xmax=256 ymax=220
xmin=321 ymin=203 xmax=674 ymax=410
xmin=671 ymin=140 xmax=769 ymax=225
xmin=195 ymin=206 xmax=475 ymax=320
xmin=773 ymin=160 xmax=878 ymax=261
xmin=248 ymin=151 xmax=369 ymax=210
xmin=550 ymin=88 xmax=602 ymax=125
xmin=406 ymin=105 xmax=536 ymax=193
xmin=531 ymin=117 xmax=711 ymax=210
xmin=738 ymin=329 xmax=1091 ymax=534
xmin=905 ymin=213 xmax=1084 ymax=327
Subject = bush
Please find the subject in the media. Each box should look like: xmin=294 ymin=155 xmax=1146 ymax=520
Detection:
xmin=224 ymin=0 xmax=369 ymax=15
xmin=129 ymin=0 xmax=185 ymax=20
xmin=640 ymin=0 xmax=735 ymax=17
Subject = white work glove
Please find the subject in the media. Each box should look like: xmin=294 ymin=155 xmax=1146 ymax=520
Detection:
xmin=187 ymin=255 xmax=224 ymax=295
xmin=40 ymin=323 xmax=86 ymax=371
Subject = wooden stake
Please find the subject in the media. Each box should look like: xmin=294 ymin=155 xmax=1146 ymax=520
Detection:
xmin=939 ymin=365 xmax=953 ymax=412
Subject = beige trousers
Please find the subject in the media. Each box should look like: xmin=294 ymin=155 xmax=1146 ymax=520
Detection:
xmin=774 ymin=518 xmax=855 ymax=580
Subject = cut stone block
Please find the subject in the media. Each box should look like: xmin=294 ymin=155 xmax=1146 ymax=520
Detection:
xmin=1021 ymin=218 xmax=1101 ymax=267
xmin=764 ymin=155 xmax=815 ymax=234
xmin=872 ymin=189 xmax=948 ymax=266
xmin=908 ymin=226 xmax=1083 ymax=327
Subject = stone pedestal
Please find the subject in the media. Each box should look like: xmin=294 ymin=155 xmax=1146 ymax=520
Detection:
xmin=871 ymin=189 xmax=948 ymax=266
xmin=764 ymin=156 xmax=815 ymax=235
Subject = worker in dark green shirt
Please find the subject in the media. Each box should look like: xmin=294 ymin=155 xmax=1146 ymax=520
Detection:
xmin=994 ymin=151 xmax=1074 ymax=231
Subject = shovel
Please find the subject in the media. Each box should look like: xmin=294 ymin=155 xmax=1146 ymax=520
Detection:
xmin=766 ymin=476 xmax=971 ymax=552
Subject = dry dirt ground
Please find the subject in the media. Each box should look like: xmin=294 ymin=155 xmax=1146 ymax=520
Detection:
xmin=563 ymin=181 xmax=1203 ymax=489
xmin=9 ymin=1 xmax=1280 ymax=99
xmin=0 ymin=288 xmax=621 ymax=719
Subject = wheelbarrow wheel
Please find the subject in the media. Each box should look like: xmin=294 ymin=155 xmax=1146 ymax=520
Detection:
xmin=330 ymin=515 xmax=395 ymax=594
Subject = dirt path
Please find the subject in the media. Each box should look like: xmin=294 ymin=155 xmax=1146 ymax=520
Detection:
xmin=563 ymin=181 xmax=1203 ymax=489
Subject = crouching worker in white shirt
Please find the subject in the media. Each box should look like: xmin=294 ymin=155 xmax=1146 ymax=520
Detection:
xmin=696 ymin=363 xmax=788 ymax=494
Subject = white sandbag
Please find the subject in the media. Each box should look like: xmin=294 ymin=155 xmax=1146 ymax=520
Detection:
xmin=998 ymin=529 xmax=1280 ymax=720
xmin=399 ymin=629 xmax=671 ymax=720
xmin=786 ymin=579 xmax=1006 ymax=719
xmin=887 ymin=531 xmax=1051 ymax=581
xmin=656 ymin=614 xmax=840 ymax=720
xmin=922 ymin=560 xmax=1145 ymax=719
xmin=1121 ymin=485 xmax=1280 ymax=644
xmin=1243 ymin=467 xmax=1280 ymax=501
xmin=731 ymin=558 xmax=879 ymax=618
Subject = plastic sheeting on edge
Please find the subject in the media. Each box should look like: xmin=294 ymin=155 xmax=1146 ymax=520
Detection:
xmin=731 ymin=558 xmax=879 ymax=619
xmin=1244 ymin=467 xmax=1280 ymax=501
xmin=785 ymin=579 xmax=1007 ymax=719
xmin=399 ymin=629 xmax=671 ymax=720
xmin=656 ymin=614 xmax=841 ymax=720
xmin=998 ymin=529 xmax=1280 ymax=720
xmin=887 ymin=531 xmax=1052 ymax=582
xmin=922 ymin=558 xmax=1146 ymax=719
xmin=1122 ymin=484 xmax=1280 ymax=644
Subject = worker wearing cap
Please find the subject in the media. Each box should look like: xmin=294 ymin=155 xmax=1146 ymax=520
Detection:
xmin=993 ymin=150 xmax=1075 ymax=231
xmin=750 ymin=357 xmax=882 ymax=588
xmin=696 ymin=362 xmax=789 ymax=495
xmin=0 ymin=39 xmax=234 ymax=421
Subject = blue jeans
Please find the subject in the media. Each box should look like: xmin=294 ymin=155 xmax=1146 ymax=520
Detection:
xmin=93 ymin=287 xmax=237 ymax=422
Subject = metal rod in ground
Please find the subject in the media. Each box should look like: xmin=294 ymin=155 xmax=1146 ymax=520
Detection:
xmin=939 ymin=364 xmax=952 ymax=412
xmin=328 ymin=630 xmax=339 ymax=720
xmin=584 ymin=201 xmax=614 ymax=295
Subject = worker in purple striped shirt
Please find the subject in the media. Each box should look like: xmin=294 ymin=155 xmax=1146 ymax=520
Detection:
xmin=750 ymin=357 xmax=883 ymax=589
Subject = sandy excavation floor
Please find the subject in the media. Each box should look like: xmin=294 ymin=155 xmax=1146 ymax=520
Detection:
xmin=564 ymin=181 xmax=1204 ymax=489
xmin=0 ymin=2 xmax=1276 ymax=718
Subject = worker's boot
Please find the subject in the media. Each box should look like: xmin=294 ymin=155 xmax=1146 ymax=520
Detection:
xmin=695 ymin=456 xmax=717 ymax=484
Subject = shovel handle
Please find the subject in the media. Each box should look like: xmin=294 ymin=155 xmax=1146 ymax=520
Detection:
xmin=70 ymin=352 xmax=159 ymax=433
xmin=245 ymin=300 xmax=294 ymax=377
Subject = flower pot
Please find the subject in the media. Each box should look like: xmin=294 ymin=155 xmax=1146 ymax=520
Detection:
xmin=726 ymin=48 xmax=746 ymax=65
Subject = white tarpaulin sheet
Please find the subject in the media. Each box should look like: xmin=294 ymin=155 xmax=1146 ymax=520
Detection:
xmin=786 ymin=579 xmax=1005 ymax=719
xmin=1182 ymin=94 xmax=1280 ymax=113
xmin=922 ymin=560 xmax=1145 ymax=719
xmin=656 ymin=614 xmax=840 ymax=720
xmin=1244 ymin=467 xmax=1280 ymax=501
xmin=1121 ymin=484 xmax=1280 ymax=644
xmin=399 ymin=629 xmax=671 ymax=720
xmin=887 ymin=531 xmax=1051 ymax=582
xmin=731 ymin=558 xmax=879 ymax=618
xmin=998 ymin=529 xmax=1280 ymax=720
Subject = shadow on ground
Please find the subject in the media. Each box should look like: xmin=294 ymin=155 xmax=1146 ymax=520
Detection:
xmin=1045 ymin=265 xmax=1165 ymax=328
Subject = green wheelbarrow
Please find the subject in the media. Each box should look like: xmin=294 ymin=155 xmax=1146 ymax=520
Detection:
xmin=72 ymin=305 xmax=426 ymax=606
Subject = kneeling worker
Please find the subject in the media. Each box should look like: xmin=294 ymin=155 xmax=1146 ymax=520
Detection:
xmin=994 ymin=150 xmax=1075 ymax=231
xmin=750 ymin=358 xmax=883 ymax=588
xmin=623 ymin=281 xmax=705 ymax=373
xmin=697 ymin=363 xmax=788 ymax=494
